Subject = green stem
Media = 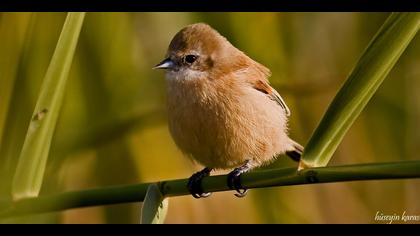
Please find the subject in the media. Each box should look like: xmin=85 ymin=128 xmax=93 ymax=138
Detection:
xmin=11 ymin=12 xmax=86 ymax=200
xmin=1 ymin=160 xmax=420 ymax=218
xmin=300 ymin=12 xmax=420 ymax=169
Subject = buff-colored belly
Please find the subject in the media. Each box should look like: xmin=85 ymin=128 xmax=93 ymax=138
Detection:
xmin=166 ymin=79 xmax=290 ymax=169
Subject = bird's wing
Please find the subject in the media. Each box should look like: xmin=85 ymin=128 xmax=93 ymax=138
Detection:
xmin=252 ymin=79 xmax=291 ymax=117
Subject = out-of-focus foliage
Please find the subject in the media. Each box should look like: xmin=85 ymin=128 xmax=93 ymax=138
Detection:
xmin=12 ymin=12 xmax=85 ymax=201
xmin=0 ymin=12 xmax=419 ymax=223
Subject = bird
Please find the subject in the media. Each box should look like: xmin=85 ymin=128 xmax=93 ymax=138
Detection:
xmin=154 ymin=23 xmax=303 ymax=198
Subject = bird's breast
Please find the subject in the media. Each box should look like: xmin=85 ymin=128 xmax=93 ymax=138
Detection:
xmin=165 ymin=75 xmax=289 ymax=169
xmin=166 ymin=77 xmax=227 ymax=162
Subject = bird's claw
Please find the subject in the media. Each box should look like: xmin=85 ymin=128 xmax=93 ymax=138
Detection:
xmin=227 ymin=167 xmax=249 ymax=198
xmin=187 ymin=168 xmax=212 ymax=199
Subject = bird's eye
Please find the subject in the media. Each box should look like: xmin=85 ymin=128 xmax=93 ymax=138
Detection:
xmin=184 ymin=55 xmax=198 ymax=64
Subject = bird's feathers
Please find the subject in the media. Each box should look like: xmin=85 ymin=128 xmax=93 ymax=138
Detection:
xmin=251 ymin=79 xmax=291 ymax=116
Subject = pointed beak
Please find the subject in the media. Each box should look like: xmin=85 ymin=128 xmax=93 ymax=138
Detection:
xmin=153 ymin=58 xmax=175 ymax=70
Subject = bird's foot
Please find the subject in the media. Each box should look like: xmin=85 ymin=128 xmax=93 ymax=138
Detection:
xmin=227 ymin=161 xmax=252 ymax=198
xmin=187 ymin=167 xmax=212 ymax=199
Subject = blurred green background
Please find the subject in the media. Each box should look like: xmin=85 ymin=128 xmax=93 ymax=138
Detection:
xmin=0 ymin=12 xmax=419 ymax=223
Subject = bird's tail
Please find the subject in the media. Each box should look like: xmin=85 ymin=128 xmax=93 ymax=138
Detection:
xmin=286 ymin=139 xmax=304 ymax=162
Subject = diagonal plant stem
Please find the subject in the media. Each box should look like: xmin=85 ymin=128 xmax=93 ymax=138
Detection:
xmin=1 ymin=160 xmax=420 ymax=218
xmin=11 ymin=13 xmax=86 ymax=201
xmin=299 ymin=12 xmax=420 ymax=169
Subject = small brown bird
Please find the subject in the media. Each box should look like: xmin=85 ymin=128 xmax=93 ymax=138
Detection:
xmin=154 ymin=23 xmax=303 ymax=198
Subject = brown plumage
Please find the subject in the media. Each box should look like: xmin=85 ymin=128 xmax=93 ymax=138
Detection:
xmin=154 ymin=23 xmax=303 ymax=198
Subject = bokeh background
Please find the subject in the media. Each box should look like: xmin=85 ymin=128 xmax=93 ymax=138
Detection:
xmin=0 ymin=12 xmax=419 ymax=223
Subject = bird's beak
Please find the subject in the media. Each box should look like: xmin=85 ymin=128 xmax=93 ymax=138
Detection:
xmin=153 ymin=58 xmax=175 ymax=70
